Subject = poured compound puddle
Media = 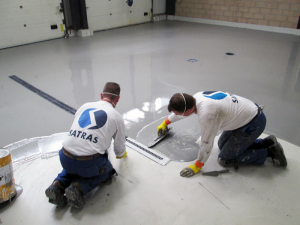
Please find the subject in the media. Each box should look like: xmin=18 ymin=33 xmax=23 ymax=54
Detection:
xmin=3 ymin=133 xmax=68 ymax=170
xmin=136 ymin=115 xmax=202 ymax=162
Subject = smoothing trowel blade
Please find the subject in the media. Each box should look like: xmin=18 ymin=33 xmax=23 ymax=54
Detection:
xmin=202 ymin=169 xmax=230 ymax=176
xmin=148 ymin=127 xmax=174 ymax=148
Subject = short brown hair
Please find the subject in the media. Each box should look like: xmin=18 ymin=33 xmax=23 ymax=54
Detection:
xmin=168 ymin=93 xmax=194 ymax=113
xmin=103 ymin=82 xmax=120 ymax=100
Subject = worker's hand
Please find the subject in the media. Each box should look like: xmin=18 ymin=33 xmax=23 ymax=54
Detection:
xmin=180 ymin=160 xmax=204 ymax=177
xmin=116 ymin=150 xmax=127 ymax=159
xmin=157 ymin=120 xmax=168 ymax=136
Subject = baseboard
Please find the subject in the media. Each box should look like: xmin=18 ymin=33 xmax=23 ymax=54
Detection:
xmin=168 ymin=15 xmax=300 ymax=36
xmin=153 ymin=14 xmax=167 ymax=22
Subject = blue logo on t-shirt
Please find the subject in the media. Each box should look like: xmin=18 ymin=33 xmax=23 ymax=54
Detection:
xmin=203 ymin=91 xmax=227 ymax=100
xmin=78 ymin=108 xmax=107 ymax=129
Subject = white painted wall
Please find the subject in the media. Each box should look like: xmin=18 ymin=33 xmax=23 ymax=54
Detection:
xmin=86 ymin=0 xmax=152 ymax=32
xmin=0 ymin=0 xmax=158 ymax=49
xmin=0 ymin=0 xmax=64 ymax=49
xmin=153 ymin=0 xmax=166 ymax=15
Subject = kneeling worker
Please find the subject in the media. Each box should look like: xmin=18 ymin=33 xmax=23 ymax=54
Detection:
xmin=45 ymin=82 xmax=127 ymax=208
xmin=157 ymin=91 xmax=287 ymax=177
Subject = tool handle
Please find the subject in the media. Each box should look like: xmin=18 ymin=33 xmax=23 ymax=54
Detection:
xmin=218 ymin=169 xmax=230 ymax=173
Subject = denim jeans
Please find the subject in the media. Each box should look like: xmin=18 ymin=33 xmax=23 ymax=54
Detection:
xmin=218 ymin=110 xmax=268 ymax=165
xmin=55 ymin=149 xmax=113 ymax=195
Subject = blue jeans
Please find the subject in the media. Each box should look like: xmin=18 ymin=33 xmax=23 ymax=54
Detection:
xmin=218 ymin=110 xmax=268 ymax=165
xmin=55 ymin=149 xmax=113 ymax=195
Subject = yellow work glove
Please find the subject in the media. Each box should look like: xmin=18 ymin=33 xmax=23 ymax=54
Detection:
xmin=157 ymin=119 xmax=171 ymax=136
xmin=180 ymin=160 xmax=204 ymax=177
xmin=116 ymin=150 xmax=127 ymax=159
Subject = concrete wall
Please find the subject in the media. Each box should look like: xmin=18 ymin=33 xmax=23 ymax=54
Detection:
xmin=175 ymin=0 xmax=300 ymax=29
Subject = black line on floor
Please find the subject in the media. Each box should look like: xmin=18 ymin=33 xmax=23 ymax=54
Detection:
xmin=9 ymin=75 xmax=76 ymax=115
xmin=118 ymin=174 xmax=134 ymax=184
xmin=199 ymin=182 xmax=230 ymax=210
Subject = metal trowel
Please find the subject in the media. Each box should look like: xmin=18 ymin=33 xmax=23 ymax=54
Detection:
xmin=148 ymin=127 xmax=174 ymax=148
xmin=202 ymin=169 xmax=230 ymax=177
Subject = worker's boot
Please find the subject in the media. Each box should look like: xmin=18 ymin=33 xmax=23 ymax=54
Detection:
xmin=45 ymin=180 xmax=68 ymax=207
xmin=218 ymin=158 xmax=239 ymax=170
xmin=65 ymin=182 xmax=85 ymax=209
xmin=263 ymin=135 xmax=277 ymax=148
xmin=101 ymin=168 xmax=118 ymax=185
xmin=268 ymin=142 xmax=287 ymax=167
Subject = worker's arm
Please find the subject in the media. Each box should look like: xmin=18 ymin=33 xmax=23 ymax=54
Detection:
xmin=180 ymin=160 xmax=204 ymax=177
xmin=157 ymin=112 xmax=188 ymax=135
xmin=157 ymin=118 xmax=171 ymax=135
xmin=116 ymin=150 xmax=127 ymax=159
xmin=114 ymin=116 xmax=127 ymax=159
xmin=180 ymin=112 xmax=221 ymax=177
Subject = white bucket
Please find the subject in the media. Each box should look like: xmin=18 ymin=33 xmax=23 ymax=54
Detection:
xmin=0 ymin=149 xmax=16 ymax=203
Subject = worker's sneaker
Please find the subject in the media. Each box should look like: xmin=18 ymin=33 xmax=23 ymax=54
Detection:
xmin=45 ymin=180 xmax=67 ymax=207
xmin=65 ymin=182 xmax=84 ymax=209
xmin=268 ymin=142 xmax=287 ymax=167
xmin=263 ymin=135 xmax=277 ymax=148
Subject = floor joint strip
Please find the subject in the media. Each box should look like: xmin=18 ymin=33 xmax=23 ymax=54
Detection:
xmin=9 ymin=75 xmax=76 ymax=115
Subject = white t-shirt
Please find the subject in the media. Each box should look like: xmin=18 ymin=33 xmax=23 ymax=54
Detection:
xmin=63 ymin=101 xmax=126 ymax=157
xmin=168 ymin=91 xmax=258 ymax=164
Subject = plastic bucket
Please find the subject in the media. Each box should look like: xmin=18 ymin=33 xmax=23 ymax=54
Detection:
xmin=0 ymin=149 xmax=16 ymax=203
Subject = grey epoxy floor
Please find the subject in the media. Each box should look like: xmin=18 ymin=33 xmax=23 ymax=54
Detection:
xmin=1 ymin=21 xmax=300 ymax=224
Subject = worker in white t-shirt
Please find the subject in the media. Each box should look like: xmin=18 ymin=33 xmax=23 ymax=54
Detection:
xmin=157 ymin=91 xmax=287 ymax=177
xmin=46 ymin=82 xmax=127 ymax=208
